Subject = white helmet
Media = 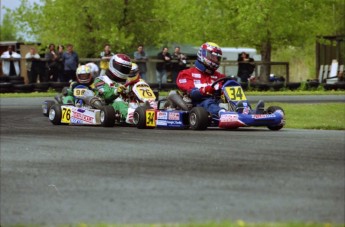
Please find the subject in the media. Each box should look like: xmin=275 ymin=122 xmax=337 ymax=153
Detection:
xmin=106 ymin=54 xmax=132 ymax=82
xmin=76 ymin=65 xmax=93 ymax=84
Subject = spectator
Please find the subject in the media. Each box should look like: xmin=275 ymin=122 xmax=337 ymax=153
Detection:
xmin=156 ymin=47 xmax=171 ymax=90
xmin=45 ymin=44 xmax=59 ymax=81
xmin=99 ymin=44 xmax=114 ymax=76
xmin=171 ymin=46 xmax=187 ymax=83
xmin=133 ymin=44 xmax=148 ymax=81
xmin=62 ymin=44 xmax=79 ymax=82
xmin=237 ymin=52 xmax=255 ymax=83
xmin=56 ymin=44 xmax=65 ymax=82
xmin=1 ymin=45 xmax=21 ymax=76
xmin=25 ymin=47 xmax=44 ymax=83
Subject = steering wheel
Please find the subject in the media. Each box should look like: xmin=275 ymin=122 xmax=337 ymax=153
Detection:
xmin=210 ymin=76 xmax=234 ymax=99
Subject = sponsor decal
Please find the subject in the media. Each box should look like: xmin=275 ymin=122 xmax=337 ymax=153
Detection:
xmin=220 ymin=114 xmax=238 ymax=122
xmin=193 ymin=80 xmax=201 ymax=84
xmin=156 ymin=120 xmax=167 ymax=126
xmin=70 ymin=118 xmax=83 ymax=124
xmin=157 ymin=111 xmax=168 ymax=120
xmin=72 ymin=111 xmax=94 ymax=123
xmin=168 ymin=112 xmax=180 ymax=121
xmin=252 ymin=114 xmax=275 ymax=119
xmin=179 ymin=79 xmax=187 ymax=83
xmin=77 ymin=108 xmax=86 ymax=113
xmin=192 ymin=73 xmax=201 ymax=78
xmin=210 ymin=75 xmax=218 ymax=79
xmin=167 ymin=121 xmax=183 ymax=126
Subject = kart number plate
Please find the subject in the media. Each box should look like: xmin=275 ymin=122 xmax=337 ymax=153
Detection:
xmin=145 ymin=110 xmax=156 ymax=127
xmin=61 ymin=107 xmax=72 ymax=123
xmin=73 ymin=88 xmax=87 ymax=97
xmin=133 ymin=81 xmax=156 ymax=101
xmin=224 ymin=86 xmax=247 ymax=101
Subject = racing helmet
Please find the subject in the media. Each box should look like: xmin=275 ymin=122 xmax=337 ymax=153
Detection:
xmin=106 ymin=54 xmax=132 ymax=82
xmin=197 ymin=42 xmax=222 ymax=72
xmin=127 ymin=62 xmax=140 ymax=84
xmin=76 ymin=65 xmax=93 ymax=85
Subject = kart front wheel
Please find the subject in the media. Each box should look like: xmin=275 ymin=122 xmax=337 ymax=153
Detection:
xmin=100 ymin=106 xmax=116 ymax=127
xmin=49 ymin=104 xmax=62 ymax=125
xmin=266 ymin=106 xmax=285 ymax=131
xmin=42 ymin=100 xmax=56 ymax=117
xmin=133 ymin=106 xmax=154 ymax=129
xmin=189 ymin=107 xmax=209 ymax=130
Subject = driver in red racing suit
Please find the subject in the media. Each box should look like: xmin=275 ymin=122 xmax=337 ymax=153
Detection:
xmin=176 ymin=42 xmax=226 ymax=117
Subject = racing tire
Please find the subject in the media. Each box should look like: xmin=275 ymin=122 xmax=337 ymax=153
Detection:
xmin=189 ymin=107 xmax=209 ymax=130
xmin=49 ymin=104 xmax=63 ymax=125
xmin=133 ymin=106 xmax=154 ymax=129
xmin=266 ymin=106 xmax=285 ymax=131
xmin=42 ymin=100 xmax=56 ymax=117
xmin=100 ymin=106 xmax=116 ymax=127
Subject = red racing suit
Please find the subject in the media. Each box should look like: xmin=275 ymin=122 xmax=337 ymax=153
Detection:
xmin=176 ymin=66 xmax=225 ymax=117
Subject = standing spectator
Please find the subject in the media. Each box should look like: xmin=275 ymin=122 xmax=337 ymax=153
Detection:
xmin=99 ymin=44 xmax=114 ymax=76
xmin=45 ymin=44 xmax=59 ymax=81
xmin=237 ymin=52 xmax=255 ymax=83
xmin=156 ymin=47 xmax=171 ymax=90
xmin=62 ymin=44 xmax=79 ymax=82
xmin=171 ymin=46 xmax=187 ymax=83
xmin=133 ymin=44 xmax=148 ymax=81
xmin=56 ymin=44 xmax=65 ymax=82
xmin=25 ymin=47 xmax=43 ymax=83
xmin=1 ymin=45 xmax=21 ymax=76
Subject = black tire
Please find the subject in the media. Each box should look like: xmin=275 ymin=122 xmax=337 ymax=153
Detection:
xmin=133 ymin=106 xmax=153 ymax=129
xmin=100 ymin=106 xmax=116 ymax=127
xmin=42 ymin=100 xmax=56 ymax=117
xmin=0 ymin=76 xmax=10 ymax=82
xmin=0 ymin=82 xmax=13 ymax=93
xmin=189 ymin=107 xmax=209 ymax=130
xmin=49 ymin=104 xmax=62 ymax=125
xmin=13 ymin=84 xmax=34 ymax=93
xmin=34 ymin=82 xmax=50 ymax=92
xmin=266 ymin=106 xmax=285 ymax=131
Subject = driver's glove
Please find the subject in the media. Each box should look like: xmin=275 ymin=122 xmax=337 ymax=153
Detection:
xmin=199 ymin=85 xmax=215 ymax=96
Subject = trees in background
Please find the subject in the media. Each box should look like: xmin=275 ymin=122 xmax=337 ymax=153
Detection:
xmin=2 ymin=0 xmax=344 ymax=79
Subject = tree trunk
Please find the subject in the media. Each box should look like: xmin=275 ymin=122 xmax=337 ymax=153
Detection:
xmin=260 ymin=40 xmax=272 ymax=82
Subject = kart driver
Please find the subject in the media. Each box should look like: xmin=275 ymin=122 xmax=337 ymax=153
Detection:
xmin=176 ymin=42 xmax=226 ymax=117
xmin=60 ymin=64 xmax=95 ymax=105
xmin=93 ymin=53 xmax=132 ymax=123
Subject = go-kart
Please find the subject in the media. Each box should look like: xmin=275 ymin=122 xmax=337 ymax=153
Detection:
xmin=42 ymin=85 xmax=116 ymax=127
xmin=133 ymin=77 xmax=285 ymax=130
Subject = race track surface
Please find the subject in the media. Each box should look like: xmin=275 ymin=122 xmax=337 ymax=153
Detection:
xmin=0 ymin=98 xmax=344 ymax=225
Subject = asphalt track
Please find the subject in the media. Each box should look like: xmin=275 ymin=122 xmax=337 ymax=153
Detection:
xmin=0 ymin=97 xmax=344 ymax=225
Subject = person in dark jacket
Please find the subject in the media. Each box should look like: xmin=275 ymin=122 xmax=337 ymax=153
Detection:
xmin=156 ymin=47 xmax=171 ymax=90
xmin=237 ymin=52 xmax=255 ymax=82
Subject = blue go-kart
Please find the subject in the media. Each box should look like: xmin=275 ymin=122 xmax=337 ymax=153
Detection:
xmin=133 ymin=77 xmax=285 ymax=131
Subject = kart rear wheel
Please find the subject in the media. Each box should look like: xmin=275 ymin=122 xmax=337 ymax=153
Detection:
xmin=49 ymin=104 xmax=62 ymax=125
xmin=134 ymin=106 xmax=153 ymax=129
xmin=266 ymin=106 xmax=285 ymax=131
xmin=100 ymin=106 xmax=116 ymax=127
xmin=42 ymin=100 xmax=56 ymax=117
xmin=189 ymin=107 xmax=209 ymax=130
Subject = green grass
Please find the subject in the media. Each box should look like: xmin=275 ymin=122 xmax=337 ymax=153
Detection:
xmin=6 ymin=221 xmax=344 ymax=227
xmin=264 ymin=102 xmax=345 ymax=130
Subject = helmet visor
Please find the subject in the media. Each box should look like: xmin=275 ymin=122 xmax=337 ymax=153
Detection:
xmin=207 ymin=51 xmax=221 ymax=64
xmin=113 ymin=60 xmax=131 ymax=75
xmin=78 ymin=73 xmax=90 ymax=80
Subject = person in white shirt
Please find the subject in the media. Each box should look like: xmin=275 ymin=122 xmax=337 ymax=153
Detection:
xmin=1 ymin=45 xmax=21 ymax=76
xmin=25 ymin=47 xmax=42 ymax=83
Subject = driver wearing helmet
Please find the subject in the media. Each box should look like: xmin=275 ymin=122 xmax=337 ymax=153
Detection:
xmin=176 ymin=42 xmax=226 ymax=117
xmin=93 ymin=53 xmax=132 ymax=122
xmin=60 ymin=64 xmax=95 ymax=105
